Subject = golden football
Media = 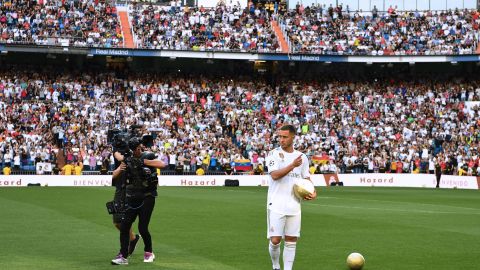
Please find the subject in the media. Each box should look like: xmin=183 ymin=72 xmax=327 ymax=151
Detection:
xmin=293 ymin=179 xmax=315 ymax=200
xmin=346 ymin=252 xmax=365 ymax=270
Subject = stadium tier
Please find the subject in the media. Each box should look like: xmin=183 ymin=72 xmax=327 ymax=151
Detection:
xmin=0 ymin=1 xmax=479 ymax=57
xmin=0 ymin=64 xmax=479 ymax=176
xmin=0 ymin=0 xmax=122 ymax=47
xmin=2 ymin=3 xmax=480 ymax=270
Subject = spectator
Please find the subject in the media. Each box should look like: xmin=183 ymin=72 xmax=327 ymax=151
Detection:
xmin=75 ymin=161 xmax=83 ymax=176
xmin=3 ymin=164 xmax=11 ymax=175
xmin=62 ymin=161 xmax=74 ymax=175
xmin=309 ymin=163 xmax=316 ymax=174
xmin=100 ymin=158 xmax=109 ymax=175
xmin=196 ymin=167 xmax=205 ymax=175
xmin=168 ymin=151 xmax=177 ymax=171
xmin=37 ymin=165 xmax=44 ymax=175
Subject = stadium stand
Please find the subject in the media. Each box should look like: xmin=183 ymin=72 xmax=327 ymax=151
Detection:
xmin=281 ymin=5 xmax=480 ymax=55
xmin=0 ymin=1 xmax=479 ymax=55
xmin=129 ymin=2 xmax=280 ymax=51
xmin=0 ymin=65 xmax=479 ymax=176
xmin=0 ymin=0 xmax=123 ymax=47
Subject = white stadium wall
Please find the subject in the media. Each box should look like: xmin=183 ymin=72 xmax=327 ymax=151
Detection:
xmin=0 ymin=174 xmax=478 ymax=189
xmin=286 ymin=0 xmax=477 ymax=12
xmin=334 ymin=174 xmax=479 ymax=190
xmin=197 ymin=0 xmax=247 ymax=8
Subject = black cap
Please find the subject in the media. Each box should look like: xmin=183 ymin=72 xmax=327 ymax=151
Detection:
xmin=128 ymin=137 xmax=142 ymax=151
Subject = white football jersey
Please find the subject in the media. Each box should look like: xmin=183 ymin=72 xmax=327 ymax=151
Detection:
xmin=266 ymin=147 xmax=310 ymax=215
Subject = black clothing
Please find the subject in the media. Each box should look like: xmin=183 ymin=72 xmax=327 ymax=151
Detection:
xmin=120 ymin=196 xmax=155 ymax=257
xmin=224 ymin=164 xmax=233 ymax=175
xmin=112 ymin=187 xmax=125 ymax=224
xmin=435 ymin=163 xmax=442 ymax=188
xmin=116 ymin=152 xmax=158 ymax=258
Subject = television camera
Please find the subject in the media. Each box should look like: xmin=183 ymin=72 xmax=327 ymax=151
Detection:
xmin=107 ymin=125 xmax=154 ymax=155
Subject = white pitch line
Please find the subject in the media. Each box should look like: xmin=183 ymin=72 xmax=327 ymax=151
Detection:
xmin=225 ymin=190 xmax=259 ymax=194
xmin=307 ymin=203 xmax=480 ymax=215
xmin=315 ymin=196 xmax=480 ymax=212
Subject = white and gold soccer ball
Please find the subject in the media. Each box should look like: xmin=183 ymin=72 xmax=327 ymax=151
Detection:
xmin=293 ymin=179 xmax=315 ymax=200
xmin=346 ymin=252 xmax=365 ymax=270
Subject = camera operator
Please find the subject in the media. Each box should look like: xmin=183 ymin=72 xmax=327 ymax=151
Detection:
xmin=111 ymin=138 xmax=166 ymax=265
xmin=111 ymin=161 xmax=140 ymax=259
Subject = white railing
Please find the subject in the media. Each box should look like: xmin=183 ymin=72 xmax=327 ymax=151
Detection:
xmin=127 ymin=4 xmax=138 ymax=48
xmin=277 ymin=16 xmax=292 ymax=53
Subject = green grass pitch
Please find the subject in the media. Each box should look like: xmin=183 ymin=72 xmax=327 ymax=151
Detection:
xmin=0 ymin=186 xmax=479 ymax=270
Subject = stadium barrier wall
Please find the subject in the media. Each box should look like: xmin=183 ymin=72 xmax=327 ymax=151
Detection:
xmin=325 ymin=173 xmax=479 ymax=190
xmin=0 ymin=174 xmax=478 ymax=189
xmin=88 ymin=49 xmax=480 ymax=63
xmin=2 ymin=44 xmax=480 ymax=63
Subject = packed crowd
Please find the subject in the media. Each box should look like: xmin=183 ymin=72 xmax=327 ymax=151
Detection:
xmin=282 ymin=4 xmax=480 ymax=55
xmin=0 ymin=0 xmax=122 ymax=47
xmin=1 ymin=1 xmax=480 ymax=55
xmin=129 ymin=2 xmax=279 ymax=52
xmin=1 ymin=67 xmax=480 ymax=176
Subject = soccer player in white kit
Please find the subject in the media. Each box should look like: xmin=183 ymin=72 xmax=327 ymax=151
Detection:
xmin=266 ymin=125 xmax=317 ymax=270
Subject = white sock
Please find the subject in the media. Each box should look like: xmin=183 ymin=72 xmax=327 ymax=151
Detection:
xmin=269 ymin=241 xmax=281 ymax=269
xmin=283 ymin=241 xmax=297 ymax=270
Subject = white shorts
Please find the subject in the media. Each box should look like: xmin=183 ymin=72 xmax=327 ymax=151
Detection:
xmin=267 ymin=210 xmax=301 ymax=239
